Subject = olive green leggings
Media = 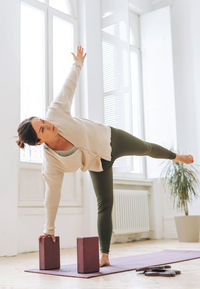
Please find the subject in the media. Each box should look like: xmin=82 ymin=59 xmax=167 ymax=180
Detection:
xmin=89 ymin=126 xmax=176 ymax=254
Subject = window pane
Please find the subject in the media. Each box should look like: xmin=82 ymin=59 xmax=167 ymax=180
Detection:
xmin=130 ymin=51 xmax=140 ymax=136
xmin=104 ymin=92 xmax=132 ymax=170
xmin=103 ymin=40 xmax=131 ymax=129
xmin=102 ymin=21 xmax=128 ymax=41
xmin=50 ymin=0 xmax=77 ymax=16
xmin=102 ymin=41 xmax=115 ymax=92
xmin=103 ymin=38 xmax=133 ymax=171
xmin=102 ymin=2 xmax=144 ymax=175
xmin=102 ymin=40 xmax=129 ymax=93
xmin=53 ymin=16 xmax=75 ymax=113
xmin=104 ymin=93 xmax=130 ymax=130
xmin=20 ymin=2 xmax=45 ymax=163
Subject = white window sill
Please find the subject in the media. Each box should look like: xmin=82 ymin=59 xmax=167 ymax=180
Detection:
xmin=113 ymin=176 xmax=153 ymax=187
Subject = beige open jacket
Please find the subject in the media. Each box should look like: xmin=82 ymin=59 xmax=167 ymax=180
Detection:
xmin=42 ymin=59 xmax=112 ymax=235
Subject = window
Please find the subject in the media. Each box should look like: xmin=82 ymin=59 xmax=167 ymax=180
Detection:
xmin=140 ymin=7 xmax=177 ymax=178
xmin=20 ymin=0 xmax=78 ymax=163
xmin=102 ymin=5 xmax=145 ymax=176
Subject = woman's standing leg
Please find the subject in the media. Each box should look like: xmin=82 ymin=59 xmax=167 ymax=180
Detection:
xmin=89 ymin=164 xmax=114 ymax=266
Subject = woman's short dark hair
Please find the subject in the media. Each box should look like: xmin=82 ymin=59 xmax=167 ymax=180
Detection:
xmin=16 ymin=117 xmax=40 ymax=149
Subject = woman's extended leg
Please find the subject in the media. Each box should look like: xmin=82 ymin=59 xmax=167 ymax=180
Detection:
xmin=109 ymin=126 xmax=193 ymax=163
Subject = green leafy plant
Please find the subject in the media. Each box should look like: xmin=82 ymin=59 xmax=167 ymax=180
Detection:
xmin=161 ymin=161 xmax=200 ymax=216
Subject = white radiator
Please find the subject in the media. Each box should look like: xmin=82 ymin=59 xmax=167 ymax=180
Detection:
xmin=112 ymin=189 xmax=150 ymax=234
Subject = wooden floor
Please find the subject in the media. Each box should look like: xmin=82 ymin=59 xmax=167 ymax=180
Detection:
xmin=0 ymin=239 xmax=200 ymax=289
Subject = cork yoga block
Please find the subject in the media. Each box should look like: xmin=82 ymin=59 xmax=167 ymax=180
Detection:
xmin=39 ymin=236 xmax=60 ymax=270
xmin=77 ymin=236 xmax=99 ymax=273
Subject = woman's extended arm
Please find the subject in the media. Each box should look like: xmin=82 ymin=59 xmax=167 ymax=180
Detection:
xmin=48 ymin=45 xmax=86 ymax=115
xmin=38 ymin=170 xmax=64 ymax=243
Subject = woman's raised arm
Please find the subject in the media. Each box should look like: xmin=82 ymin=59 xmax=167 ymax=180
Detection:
xmin=47 ymin=45 xmax=87 ymax=115
xmin=71 ymin=45 xmax=87 ymax=64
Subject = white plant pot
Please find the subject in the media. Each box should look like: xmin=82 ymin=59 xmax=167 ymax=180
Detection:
xmin=175 ymin=215 xmax=200 ymax=242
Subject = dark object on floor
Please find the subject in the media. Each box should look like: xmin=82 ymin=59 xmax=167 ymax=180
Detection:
xmin=145 ymin=269 xmax=177 ymax=277
xmin=25 ymin=249 xmax=200 ymax=278
xmin=136 ymin=265 xmax=171 ymax=272
xmin=136 ymin=265 xmax=181 ymax=277
xmin=77 ymin=236 xmax=99 ymax=273
xmin=39 ymin=236 xmax=60 ymax=270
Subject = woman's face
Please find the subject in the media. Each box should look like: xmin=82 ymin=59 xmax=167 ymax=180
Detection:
xmin=31 ymin=117 xmax=58 ymax=144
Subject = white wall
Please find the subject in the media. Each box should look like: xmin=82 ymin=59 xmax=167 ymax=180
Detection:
xmin=170 ymin=0 xmax=200 ymax=159
xmin=167 ymin=0 xmax=200 ymax=233
xmin=0 ymin=0 xmax=20 ymax=255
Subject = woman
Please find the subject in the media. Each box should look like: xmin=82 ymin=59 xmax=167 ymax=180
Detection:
xmin=16 ymin=45 xmax=194 ymax=267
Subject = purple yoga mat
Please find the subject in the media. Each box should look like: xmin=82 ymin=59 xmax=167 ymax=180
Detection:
xmin=24 ymin=249 xmax=200 ymax=278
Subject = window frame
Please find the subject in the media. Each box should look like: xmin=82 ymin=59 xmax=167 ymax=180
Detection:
xmin=129 ymin=9 xmax=146 ymax=178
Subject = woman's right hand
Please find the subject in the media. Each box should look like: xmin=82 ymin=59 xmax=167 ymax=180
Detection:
xmin=71 ymin=45 xmax=87 ymax=64
xmin=38 ymin=233 xmax=56 ymax=243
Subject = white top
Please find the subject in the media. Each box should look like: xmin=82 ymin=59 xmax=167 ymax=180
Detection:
xmin=42 ymin=59 xmax=112 ymax=235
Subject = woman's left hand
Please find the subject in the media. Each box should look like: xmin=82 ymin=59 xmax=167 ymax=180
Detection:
xmin=71 ymin=45 xmax=87 ymax=64
xmin=38 ymin=233 xmax=56 ymax=243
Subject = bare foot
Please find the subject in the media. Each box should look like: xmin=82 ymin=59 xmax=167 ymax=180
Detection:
xmin=172 ymin=154 xmax=194 ymax=164
xmin=100 ymin=253 xmax=110 ymax=267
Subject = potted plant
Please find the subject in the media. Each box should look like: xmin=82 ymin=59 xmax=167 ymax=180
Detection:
xmin=161 ymin=160 xmax=200 ymax=242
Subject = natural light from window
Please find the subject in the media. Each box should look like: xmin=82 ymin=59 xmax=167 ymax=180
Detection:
xmin=20 ymin=0 xmax=77 ymax=163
